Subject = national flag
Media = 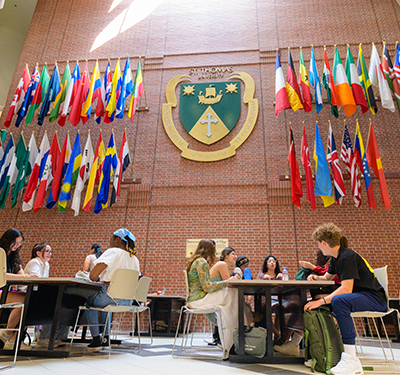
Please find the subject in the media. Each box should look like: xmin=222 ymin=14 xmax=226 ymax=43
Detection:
xmin=345 ymin=45 xmax=369 ymax=114
xmin=322 ymin=47 xmax=339 ymax=118
xmin=68 ymin=62 xmax=90 ymax=126
xmin=340 ymin=122 xmax=361 ymax=207
xmin=298 ymin=48 xmax=312 ymax=112
xmin=46 ymin=133 xmax=72 ymax=209
xmin=358 ymin=44 xmax=378 ymax=115
xmin=333 ymin=46 xmax=356 ymax=117
xmin=94 ymin=132 xmax=118 ymax=214
xmin=394 ymin=43 xmax=400 ymax=93
xmin=106 ymin=59 xmax=122 ymax=119
xmin=287 ymin=127 xmax=302 ymax=208
xmin=58 ymin=62 xmax=80 ymax=127
xmin=22 ymin=132 xmax=50 ymax=212
xmin=81 ymin=61 xmax=102 ymax=122
xmin=366 ymin=120 xmax=390 ymax=210
xmin=4 ymin=65 xmax=30 ymax=128
xmin=49 ymin=62 xmax=71 ymax=122
xmin=83 ymin=132 xmax=106 ymax=213
xmin=102 ymin=62 xmax=114 ymax=123
xmin=285 ymin=49 xmax=304 ymax=111
xmin=128 ymin=58 xmax=145 ymax=122
xmin=327 ymin=122 xmax=346 ymax=204
xmin=0 ymin=134 xmax=27 ymax=208
xmin=274 ymin=50 xmax=291 ymax=117
xmin=58 ymin=132 xmax=82 ymax=212
xmin=110 ymin=129 xmax=131 ymax=206
xmin=26 ymin=64 xmax=50 ymax=125
xmin=95 ymin=61 xmax=111 ymax=124
xmin=0 ymin=135 xmax=15 ymax=191
xmin=71 ymin=132 xmax=94 ymax=216
xmin=354 ymin=121 xmax=375 ymax=209
xmin=11 ymin=133 xmax=37 ymax=208
xmin=301 ymin=125 xmax=315 ymax=210
xmin=0 ymin=130 xmax=7 ymax=166
xmin=314 ymin=123 xmax=335 ymax=207
xmin=369 ymin=43 xmax=395 ymax=112
xmin=309 ymin=46 xmax=323 ymax=114
xmin=15 ymin=65 xmax=40 ymax=127
xmin=116 ymin=57 xmax=133 ymax=119
xmin=382 ymin=42 xmax=400 ymax=114
xmin=33 ymin=133 xmax=60 ymax=213
xmin=38 ymin=64 xmax=61 ymax=126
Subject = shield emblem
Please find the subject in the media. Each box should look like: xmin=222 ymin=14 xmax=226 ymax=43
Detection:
xmin=179 ymin=81 xmax=241 ymax=145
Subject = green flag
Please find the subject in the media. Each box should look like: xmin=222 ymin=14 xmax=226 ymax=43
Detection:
xmin=0 ymin=134 xmax=27 ymax=209
xmin=26 ymin=64 xmax=50 ymax=125
xmin=49 ymin=63 xmax=71 ymax=122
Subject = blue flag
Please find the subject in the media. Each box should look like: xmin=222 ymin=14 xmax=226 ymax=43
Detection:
xmin=38 ymin=64 xmax=60 ymax=126
xmin=116 ymin=57 xmax=133 ymax=119
xmin=0 ymin=135 xmax=15 ymax=191
xmin=309 ymin=47 xmax=323 ymax=114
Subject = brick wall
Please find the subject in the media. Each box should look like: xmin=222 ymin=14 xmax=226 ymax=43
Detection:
xmin=0 ymin=0 xmax=399 ymax=326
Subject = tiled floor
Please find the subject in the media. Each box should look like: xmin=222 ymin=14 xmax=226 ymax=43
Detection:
xmin=1 ymin=334 xmax=400 ymax=375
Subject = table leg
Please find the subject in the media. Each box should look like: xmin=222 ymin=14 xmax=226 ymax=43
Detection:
xmin=265 ymin=288 xmax=273 ymax=358
xmin=237 ymin=286 xmax=245 ymax=356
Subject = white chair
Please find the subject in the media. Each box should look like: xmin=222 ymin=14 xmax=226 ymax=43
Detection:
xmin=128 ymin=276 xmax=153 ymax=350
xmin=70 ymin=268 xmax=139 ymax=358
xmin=172 ymin=270 xmax=225 ymax=359
xmin=0 ymin=247 xmax=25 ymax=370
xmin=351 ymin=265 xmax=400 ymax=362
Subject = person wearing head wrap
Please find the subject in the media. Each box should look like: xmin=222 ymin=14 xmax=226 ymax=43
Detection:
xmin=84 ymin=228 xmax=140 ymax=351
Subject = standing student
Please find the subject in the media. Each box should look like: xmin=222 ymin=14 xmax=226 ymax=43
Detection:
xmin=304 ymin=223 xmax=387 ymax=375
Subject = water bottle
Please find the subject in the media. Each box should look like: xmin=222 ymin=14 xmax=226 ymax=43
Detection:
xmin=282 ymin=267 xmax=289 ymax=281
xmin=244 ymin=268 xmax=252 ymax=280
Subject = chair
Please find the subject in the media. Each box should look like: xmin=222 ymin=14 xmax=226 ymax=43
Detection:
xmin=172 ymin=270 xmax=225 ymax=359
xmin=351 ymin=265 xmax=400 ymax=362
xmin=70 ymin=268 xmax=139 ymax=358
xmin=128 ymin=276 xmax=153 ymax=350
xmin=0 ymin=248 xmax=25 ymax=371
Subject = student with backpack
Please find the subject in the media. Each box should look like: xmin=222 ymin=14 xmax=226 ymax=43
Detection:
xmin=304 ymin=223 xmax=387 ymax=375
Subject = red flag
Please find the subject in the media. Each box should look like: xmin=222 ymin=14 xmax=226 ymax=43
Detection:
xmin=288 ymin=127 xmax=303 ymax=208
xmin=68 ymin=63 xmax=90 ymax=126
xmin=301 ymin=125 xmax=315 ymax=209
xmin=366 ymin=121 xmax=390 ymax=210
xmin=4 ymin=65 xmax=30 ymax=128
xmin=33 ymin=133 xmax=60 ymax=213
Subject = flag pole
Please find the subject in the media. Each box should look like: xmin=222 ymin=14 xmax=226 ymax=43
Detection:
xmin=286 ymin=122 xmax=291 ymax=179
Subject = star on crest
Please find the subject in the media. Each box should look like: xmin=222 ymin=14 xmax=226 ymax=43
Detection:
xmin=183 ymin=85 xmax=195 ymax=96
xmin=225 ymin=83 xmax=238 ymax=94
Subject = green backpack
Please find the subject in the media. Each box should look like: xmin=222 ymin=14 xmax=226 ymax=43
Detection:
xmin=304 ymin=307 xmax=344 ymax=373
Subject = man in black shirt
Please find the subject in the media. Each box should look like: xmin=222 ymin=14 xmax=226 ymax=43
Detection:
xmin=304 ymin=223 xmax=387 ymax=375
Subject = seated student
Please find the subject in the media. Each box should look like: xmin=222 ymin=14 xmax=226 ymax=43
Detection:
xmin=0 ymin=228 xmax=35 ymax=350
xmin=304 ymin=223 xmax=387 ymax=375
xmin=232 ymin=256 xmax=250 ymax=278
xmin=85 ymin=228 xmax=140 ymax=351
xmin=186 ymin=239 xmax=240 ymax=358
xmin=83 ymin=244 xmax=102 ymax=273
xmin=24 ymin=243 xmax=69 ymax=347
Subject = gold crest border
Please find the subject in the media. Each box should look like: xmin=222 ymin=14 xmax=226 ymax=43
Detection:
xmin=162 ymin=72 xmax=258 ymax=162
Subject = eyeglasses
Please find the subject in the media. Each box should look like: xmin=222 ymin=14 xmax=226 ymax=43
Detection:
xmin=44 ymin=249 xmax=53 ymax=254
xmin=12 ymin=240 xmax=24 ymax=248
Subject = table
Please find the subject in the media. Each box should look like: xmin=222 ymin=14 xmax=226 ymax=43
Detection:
xmin=0 ymin=277 xmax=102 ymax=357
xmin=228 ymin=279 xmax=334 ymax=364
xmin=147 ymin=294 xmax=185 ymax=336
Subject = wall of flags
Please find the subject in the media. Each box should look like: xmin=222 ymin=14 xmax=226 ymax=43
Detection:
xmin=3 ymin=57 xmax=145 ymax=128
xmin=0 ymin=129 xmax=131 ymax=214
xmin=275 ymin=43 xmax=400 ymax=118
xmin=288 ymin=119 xmax=390 ymax=211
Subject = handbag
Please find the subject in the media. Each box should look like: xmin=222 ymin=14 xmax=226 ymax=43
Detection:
xmin=233 ymin=326 xmax=267 ymax=358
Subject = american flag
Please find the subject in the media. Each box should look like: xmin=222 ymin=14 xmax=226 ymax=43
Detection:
xmin=327 ymin=123 xmax=346 ymax=204
xmin=341 ymin=123 xmax=361 ymax=207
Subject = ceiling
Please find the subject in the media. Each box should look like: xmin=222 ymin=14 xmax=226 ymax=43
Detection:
xmin=0 ymin=0 xmax=37 ymax=113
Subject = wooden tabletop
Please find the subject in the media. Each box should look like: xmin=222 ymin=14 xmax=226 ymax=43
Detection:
xmin=228 ymin=279 xmax=334 ymax=287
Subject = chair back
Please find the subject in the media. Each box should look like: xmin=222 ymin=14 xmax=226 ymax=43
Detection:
xmin=373 ymin=266 xmax=389 ymax=301
xmin=107 ymin=268 xmax=140 ymax=300
xmin=135 ymin=276 xmax=152 ymax=304
xmin=0 ymin=247 xmax=6 ymax=288
xmin=183 ymin=270 xmax=190 ymax=301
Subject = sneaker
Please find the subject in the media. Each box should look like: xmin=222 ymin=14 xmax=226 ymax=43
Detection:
xmin=87 ymin=336 xmax=103 ymax=352
xmin=273 ymin=341 xmax=300 ymax=356
xmin=101 ymin=336 xmax=109 ymax=347
xmin=304 ymin=359 xmax=313 ymax=368
xmin=0 ymin=331 xmax=12 ymax=345
xmin=4 ymin=340 xmax=32 ymax=351
xmin=37 ymin=338 xmax=65 ymax=348
xmin=330 ymin=352 xmax=364 ymax=375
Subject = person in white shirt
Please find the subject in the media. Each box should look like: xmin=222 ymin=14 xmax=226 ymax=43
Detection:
xmin=82 ymin=244 xmax=102 ymax=273
xmin=85 ymin=228 xmax=140 ymax=351
xmin=24 ymin=243 xmax=51 ymax=277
